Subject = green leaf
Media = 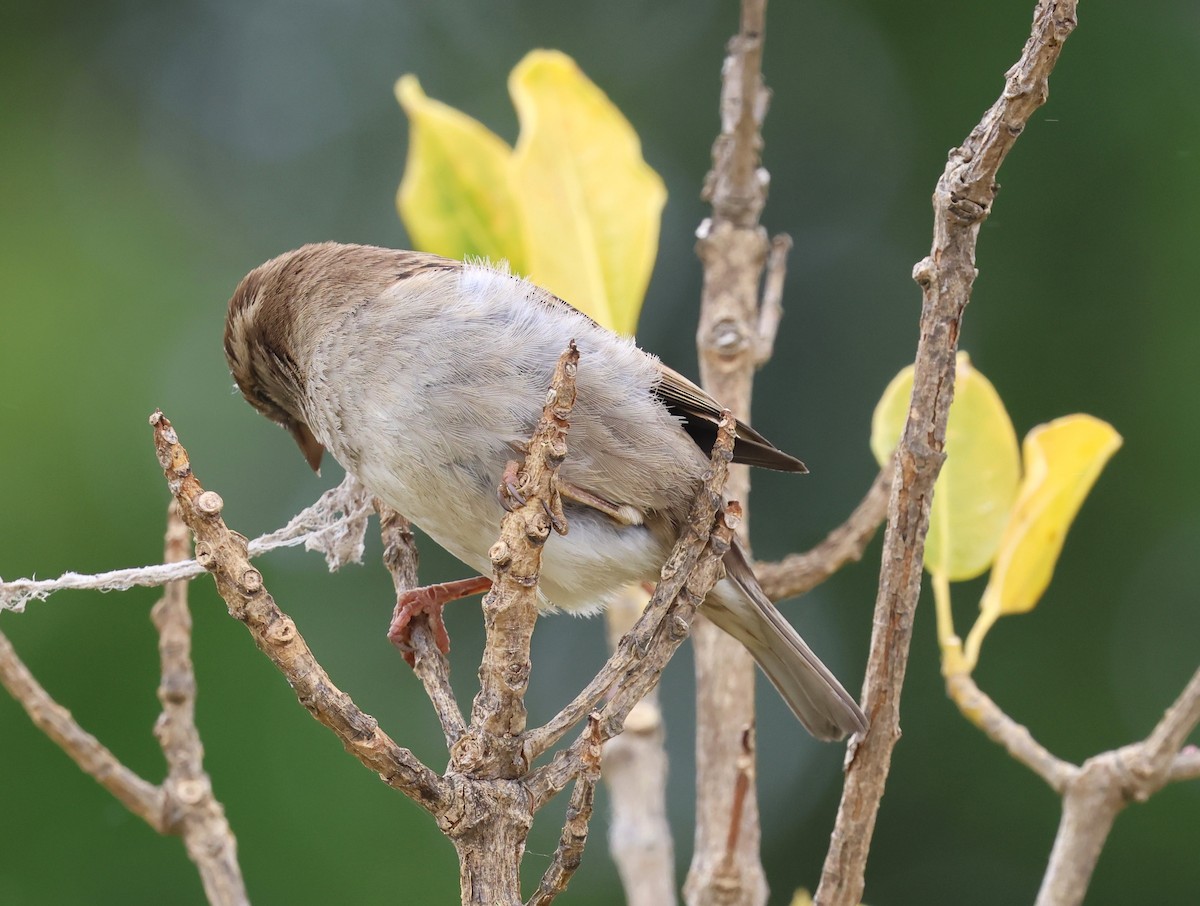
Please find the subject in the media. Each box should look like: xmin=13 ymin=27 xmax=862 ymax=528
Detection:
xmin=871 ymin=353 xmax=1021 ymax=581
xmin=395 ymin=75 xmax=527 ymax=271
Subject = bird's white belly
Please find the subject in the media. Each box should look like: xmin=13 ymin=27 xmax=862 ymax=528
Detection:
xmin=355 ymin=451 xmax=665 ymax=615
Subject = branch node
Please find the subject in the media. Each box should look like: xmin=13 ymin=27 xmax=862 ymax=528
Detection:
xmin=266 ymin=617 xmax=297 ymax=645
xmin=239 ymin=569 xmax=263 ymax=594
xmin=489 ymin=541 xmax=512 ymax=567
xmin=194 ymin=491 xmax=225 ymax=517
xmin=194 ymin=542 xmax=216 ymax=570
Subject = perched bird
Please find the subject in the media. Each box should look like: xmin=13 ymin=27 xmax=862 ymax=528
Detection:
xmin=224 ymin=242 xmax=867 ymax=740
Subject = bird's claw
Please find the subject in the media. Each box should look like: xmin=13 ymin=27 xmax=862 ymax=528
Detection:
xmin=499 ymin=460 xmax=527 ymax=511
xmin=387 ymin=576 xmax=492 ymax=667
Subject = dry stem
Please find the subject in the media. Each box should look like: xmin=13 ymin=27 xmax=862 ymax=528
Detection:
xmin=378 ymin=502 xmax=466 ymax=747
xmin=1028 ymin=664 xmax=1200 ymax=906
xmin=815 ymin=3 xmax=1080 ymax=904
xmin=689 ymin=0 xmax=783 ymax=902
xmin=450 ymin=341 xmax=578 ymax=780
xmin=0 ymin=502 xmax=248 ymax=905
xmin=525 ymin=414 xmax=739 ymax=800
xmin=526 ymin=716 xmax=603 ymax=906
xmin=0 ymin=631 xmax=166 ymax=824
xmin=148 ymin=343 xmax=741 ymax=905
xmin=150 ymin=410 xmax=449 ymax=814
xmin=153 ymin=503 xmax=248 ymax=905
xmin=602 ymin=588 xmax=677 ymax=906
xmin=7 ymin=330 xmax=741 ymax=906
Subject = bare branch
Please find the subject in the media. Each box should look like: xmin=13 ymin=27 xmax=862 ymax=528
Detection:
xmin=449 ymin=341 xmax=579 ymax=780
xmin=1170 ymin=747 xmax=1200 ymax=783
xmin=602 ymin=589 xmax=677 ymax=906
xmin=153 ymin=502 xmax=249 ymax=905
xmin=1033 ymin=664 xmax=1200 ymax=906
xmin=690 ymin=0 xmax=778 ymax=900
xmin=0 ymin=501 xmax=249 ymax=903
xmin=0 ymin=629 xmax=166 ymax=825
xmin=1035 ymin=757 xmax=1122 ymax=906
xmin=149 ymin=411 xmax=448 ymax=814
xmin=1140 ymin=664 xmax=1200 ymax=769
xmin=377 ymin=502 xmax=466 ymax=747
xmin=755 ymin=464 xmax=892 ymax=602
xmin=526 ymin=716 xmax=603 ymax=906
xmin=815 ymin=4 xmax=1080 ymax=904
xmin=753 ymin=233 xmax=791 ymax=366
xmin=523 ymin=413 xmax=737 ymax=763
xmin=942 ymin=663 xmax=1200 ymax=906
xmin=945 ymin=674 xmax=1076 ymax=793
xmin=444 ymin=351 xmax=734 ymax=903
xmin=942 ymin=651 xmax=1197 ymax=906
xmin=526 ymin=416 xmax=738 ymax=808
xmin=528 ymin=498 xmax=739 ymax=812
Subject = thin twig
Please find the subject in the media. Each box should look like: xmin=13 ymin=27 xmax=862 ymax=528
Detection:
xmin=816 ymin=6 xmax=1080 ymax=902
xmin=1139 ymin=663 xmax=1200 ymax=767
xmin=526 ymin=716 xmax=603 ymax=906
xmin=755 ymin=464 xmax=892 ymax=602
xmin=523 ymin=413 xmax=738 ymax=763
xmin=0 ymin=502 xmax=249 ymax=903
xmin=944 ymin=663 xmax=1200 ymax=905
xmin=149 ymin=410 xmax=448 ymax=814
xmin=945 ymin=674 xmax=1075 ymax=792
xmin=527 ymin=497 xmax=741 ymax=811
xmin=601 ymin=587 xmax=677 ymax=906
xmin=377 ymin=501 xmax=466 ymax=747
xmin=153 ymin=502 xmax=249 ymax=905
xmin=0 ymin=629 xmax=166 ymax=825
xmin=526 ymin=415 xmax=739 ymax=809
xmin=754 ymin=234 xmax=791 ymax=366
xmin=1170 ymin=747 xmax=1200 ymax=783
xmin=1034 ymin=664 xmax=1200 ymax=906
xmin=449 ymin=342 xmax=578 ymax=780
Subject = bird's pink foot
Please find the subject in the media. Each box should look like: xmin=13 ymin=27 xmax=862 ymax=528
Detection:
xmin=388 ymin=576 xmax=493 ymax=666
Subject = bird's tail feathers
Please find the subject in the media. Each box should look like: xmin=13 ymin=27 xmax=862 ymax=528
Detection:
xmin=705 ymin=541 xmax=867 ymax=741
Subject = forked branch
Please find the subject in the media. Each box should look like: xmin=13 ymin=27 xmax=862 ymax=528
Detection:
xmin=816 ymin=3 xmax=1080 ymax=904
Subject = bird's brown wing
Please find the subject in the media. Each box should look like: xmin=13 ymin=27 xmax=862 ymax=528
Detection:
xmin=653 ymin=363 xmax=807 ymax=473
xmin=529 ymin=283 xmax=804 ymax=473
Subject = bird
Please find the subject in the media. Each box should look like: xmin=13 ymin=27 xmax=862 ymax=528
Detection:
xmin=223 ymin=242 xmax=867 ymax=740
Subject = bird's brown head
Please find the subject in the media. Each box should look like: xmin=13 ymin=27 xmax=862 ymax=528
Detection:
xmin=225 ymin=242 xmax=459 ymax=472
xmin=223 ymin=248 xmax=328 ymax=472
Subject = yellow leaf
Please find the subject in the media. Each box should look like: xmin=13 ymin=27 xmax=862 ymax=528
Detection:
xmin=869 ymin=365 xmax=913 ymax=466
xmin=395 ymin=75 xmax=527 ymax=271
xmin=509 ymin=49 xmax=666 ymax=335
xmin=980 ymin=415 xmax=1122 ymax=618
xmin=870 ymin=353 xmax=1021 ymax=581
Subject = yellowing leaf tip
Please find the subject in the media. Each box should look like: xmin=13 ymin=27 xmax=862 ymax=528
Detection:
xmin=394 ymin=73 xmax=423 ymax=109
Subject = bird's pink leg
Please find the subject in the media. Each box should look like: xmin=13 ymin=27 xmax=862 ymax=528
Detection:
xmin=388 ymin=576 xmax=493 ymax=666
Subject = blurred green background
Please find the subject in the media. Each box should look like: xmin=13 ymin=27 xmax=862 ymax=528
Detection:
xmin=2 ymin=1 xmax=1197 ymax=903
